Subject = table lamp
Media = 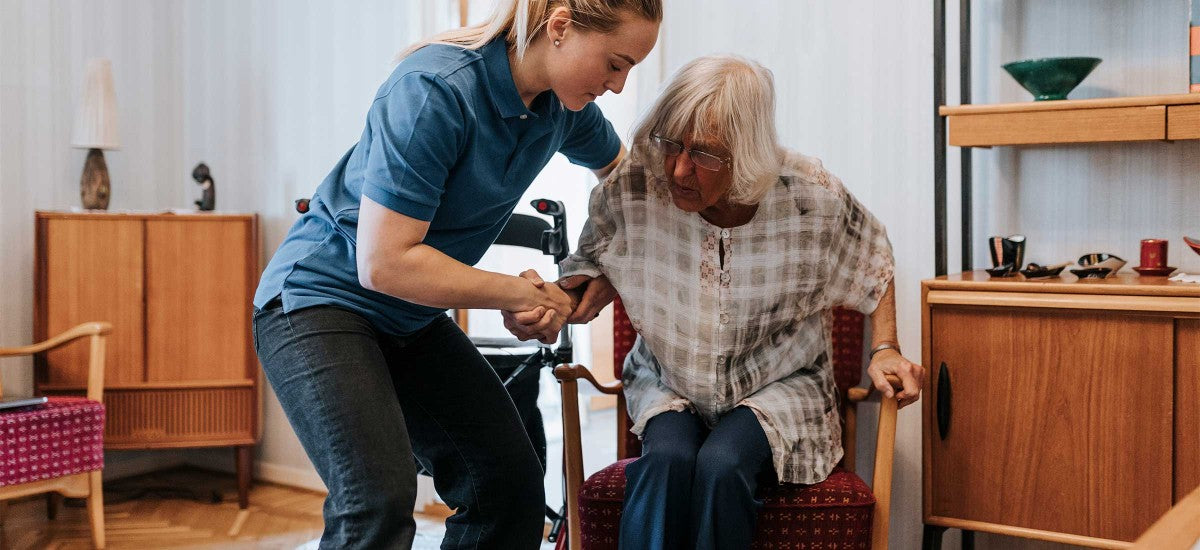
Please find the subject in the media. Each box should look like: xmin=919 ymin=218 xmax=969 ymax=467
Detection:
xmin=71 ymin=58 xmax=120 ymax=210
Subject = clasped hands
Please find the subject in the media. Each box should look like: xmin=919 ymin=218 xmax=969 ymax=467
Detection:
xmin=502 ymin=270 xmax=616 ymax=344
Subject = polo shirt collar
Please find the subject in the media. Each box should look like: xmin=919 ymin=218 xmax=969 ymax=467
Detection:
xmin=482 ymin=38 xmax=537 ymax=119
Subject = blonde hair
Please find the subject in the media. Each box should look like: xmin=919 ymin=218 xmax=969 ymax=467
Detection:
xmin=399 ymin=0 xmax=662 ymax=61
xmin=632 ymin=55 xmax=782 ymax=205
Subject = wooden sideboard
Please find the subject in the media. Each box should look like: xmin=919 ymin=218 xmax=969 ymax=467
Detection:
xmin=34 ymin=211 xmax=260 ymax=508
xmin=922 ymin=272 xmax=1200 ymax=548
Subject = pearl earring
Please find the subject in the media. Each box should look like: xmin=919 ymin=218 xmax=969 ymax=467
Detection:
xmin=554 ymin=40 xmax=561 ymax=46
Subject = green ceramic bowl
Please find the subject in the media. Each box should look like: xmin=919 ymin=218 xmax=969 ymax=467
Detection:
xmin=1002 ymin=57 xmax=1102 ymax=101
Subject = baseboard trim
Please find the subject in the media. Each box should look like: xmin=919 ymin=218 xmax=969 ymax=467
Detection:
xmin=252 ymin=461 xmax=328 ymax=493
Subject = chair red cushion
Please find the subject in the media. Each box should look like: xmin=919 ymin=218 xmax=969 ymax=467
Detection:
xmin=830 ymin=308 xmax=866 ymax=395
xmin=578 ymin=458 xmax=875 ymax=549
xmin=0 ymin=397 xmax=105 ymax=487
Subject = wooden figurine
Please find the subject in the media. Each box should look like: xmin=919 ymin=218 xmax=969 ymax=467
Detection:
xmin=192 ymin=163 xmax=215 ymax=211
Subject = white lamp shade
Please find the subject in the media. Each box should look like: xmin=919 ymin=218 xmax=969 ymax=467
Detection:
xmin=71 ymin=58 xmax=120 ymax=150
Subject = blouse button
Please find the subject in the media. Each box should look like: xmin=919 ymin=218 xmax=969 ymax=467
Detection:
xmin=721 ymin=229 xmax=730 ymax=238
xmin=717 ymin=355 xmax=726 ymax=363
xmin=720 ymin=273 xmax=730 ymax=283
xmin=720 ymin=313 xmax=730 ymax=325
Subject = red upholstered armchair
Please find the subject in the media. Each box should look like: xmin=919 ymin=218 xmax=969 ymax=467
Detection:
xmin=0 ymin=322 xmax=110 ymax=549
xmin=554 ymin=298 xmax=902 ymax=549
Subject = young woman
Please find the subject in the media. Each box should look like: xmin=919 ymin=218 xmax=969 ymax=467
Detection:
xmin=251 ymin=1 xmax=661 ymax=548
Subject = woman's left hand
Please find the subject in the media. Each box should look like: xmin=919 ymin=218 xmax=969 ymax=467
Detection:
xmin=866 ymin=350 xmax=925 ymax=409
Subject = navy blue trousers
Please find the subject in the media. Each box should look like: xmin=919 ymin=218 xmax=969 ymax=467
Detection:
xmin=619 ymin=406 xmax=774 ymax=550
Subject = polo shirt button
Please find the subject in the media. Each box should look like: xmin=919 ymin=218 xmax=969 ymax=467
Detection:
xmin=519 ymin=114 xmax=528 ymax=120
xmin=721 ymin=229 xmax=730 ymax=238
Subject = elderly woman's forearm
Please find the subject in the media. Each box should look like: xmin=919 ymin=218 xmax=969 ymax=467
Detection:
xmin=869 ymin=280 xmax=899 ymax=347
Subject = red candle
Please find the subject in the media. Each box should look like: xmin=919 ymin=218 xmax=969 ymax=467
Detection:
xmin=1140 ymin=239 xmax=1168 ymax=268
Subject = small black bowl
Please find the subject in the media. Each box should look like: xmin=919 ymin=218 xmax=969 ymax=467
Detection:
xmin=985 ymin=263 xmax=1017 ymax=278
xmin=1020 ymin=262 xmax=1069 ymax=279
xmin=1070 ymin=267 xmax=1113 ymax=279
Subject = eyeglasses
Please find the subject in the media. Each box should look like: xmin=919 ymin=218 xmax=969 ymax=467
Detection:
xmin=651 ymin=135 xmax=731 ymax=172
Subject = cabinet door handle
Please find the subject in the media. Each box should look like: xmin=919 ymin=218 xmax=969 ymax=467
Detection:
xmin=937 ymin=361 xmax=952 ymax=440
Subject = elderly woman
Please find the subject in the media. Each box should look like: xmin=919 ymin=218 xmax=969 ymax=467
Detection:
xmin=507 ymin=55 xmax=924 ymax=549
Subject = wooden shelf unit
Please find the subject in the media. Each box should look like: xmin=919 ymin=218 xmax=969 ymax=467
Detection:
xmin=928 ymin=3 xmax=1200 ymax=548
xmin=921 ymin=273 xmax=1200 ymax=548
xmin=941 ymin=94 xmax=1200 ymax=146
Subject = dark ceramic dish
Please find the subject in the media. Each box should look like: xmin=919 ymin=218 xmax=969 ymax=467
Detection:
xmin=986 ymin=263 xmax=1017 ymax=278
xmin=1002 ymin=57 xmax=1102 ymax=101
xmin=1132 ymin=266 xmax=1177 ymax=277
xmin=1020 ymin=262 xmax=1069 ymax=279
xmin=1078 ymin=253 xmax=1126 ymax=273
xmin=1070 ymin=267 xmax=1113 ymax=279
xmin=1184 ymin=236 xmax=1200 ymax=257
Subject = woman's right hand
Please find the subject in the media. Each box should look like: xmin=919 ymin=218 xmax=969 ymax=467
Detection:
xmin=502 ymin=269 xmax=575 ymax=343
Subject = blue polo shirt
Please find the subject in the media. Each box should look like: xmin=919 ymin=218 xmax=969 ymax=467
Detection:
xmin=253 ymin=38 xmax=621 ymax=335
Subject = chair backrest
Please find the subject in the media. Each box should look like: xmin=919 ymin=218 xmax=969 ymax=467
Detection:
xmin=611 ymin=296 xmax=866 ymax=458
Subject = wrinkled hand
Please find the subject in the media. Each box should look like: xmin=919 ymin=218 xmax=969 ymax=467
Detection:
xmin=558 ymin=275 xmax=617 ymax=324
xmin=501 ymin=269 xmax=574 ymax=344
xmin=867 ymin=350 xmax=925 ymax=409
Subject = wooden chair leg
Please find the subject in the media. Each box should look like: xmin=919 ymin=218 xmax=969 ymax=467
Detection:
xmin=46 ymin=492 xmax=59 ymax=519
xmin=87 ymin=470 xmax=105 ymax=549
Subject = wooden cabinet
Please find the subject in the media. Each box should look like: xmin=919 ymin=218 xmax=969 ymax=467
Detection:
xmin=922 ymin=273 xmax=1200 ymax=547
xmin=34 ymin=211 xmax=260 ymax=508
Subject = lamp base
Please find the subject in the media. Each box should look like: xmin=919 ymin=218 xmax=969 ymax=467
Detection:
xmin=80 ymin=148 xmax=110 ymax=210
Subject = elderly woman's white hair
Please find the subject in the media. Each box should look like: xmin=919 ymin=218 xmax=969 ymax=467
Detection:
xmin=632 ymin=55 xmax=782 ymax=204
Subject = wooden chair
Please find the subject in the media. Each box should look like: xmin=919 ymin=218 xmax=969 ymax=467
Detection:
xmin=554 ymin=298 xmax=903 ymax=549
xmin=1131 ymin=483 xmax=1200 ymax=550
xmin=0 ymin=322 xmax=111 ymax=549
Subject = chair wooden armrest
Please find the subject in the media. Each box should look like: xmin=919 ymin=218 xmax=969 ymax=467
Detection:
xmin=0 ymin=322 xmax=112 ymax=401
xmin=1132 ymin=483 xmax=1200 ymax=549
xmin=845 ymin=374 xmax=902 ymax=549
xmin=554 ymin=363 xmax=622 ymax=550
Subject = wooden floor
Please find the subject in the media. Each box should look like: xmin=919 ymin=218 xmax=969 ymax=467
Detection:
xmin=0 ymin=467 xmax=326 ymax=549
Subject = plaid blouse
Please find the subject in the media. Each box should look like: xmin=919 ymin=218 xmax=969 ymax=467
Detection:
xmin=559 ymin=143 xmax=894 ymax=484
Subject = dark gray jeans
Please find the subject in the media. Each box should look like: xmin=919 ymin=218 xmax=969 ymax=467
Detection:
xmin=252 ymin=300 xmax=545 ymax=549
